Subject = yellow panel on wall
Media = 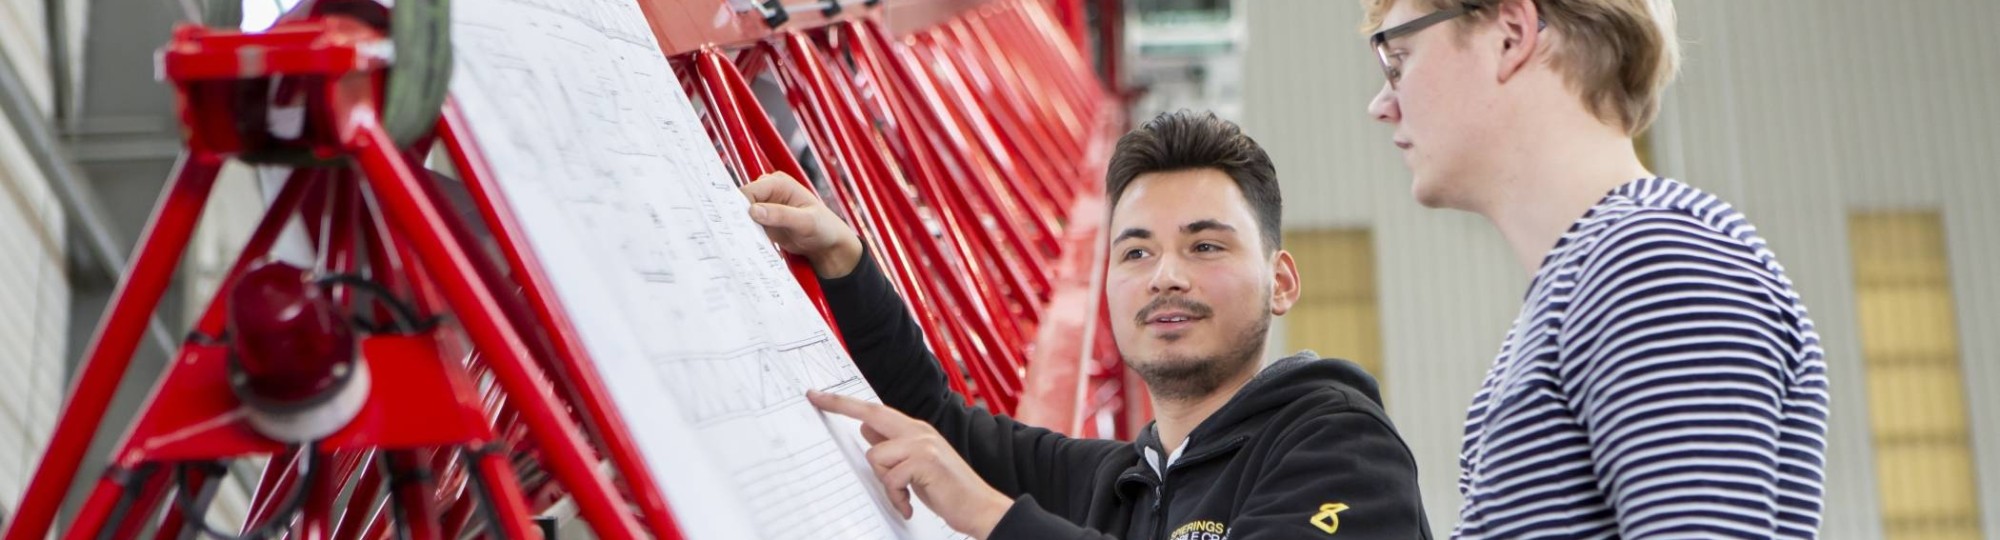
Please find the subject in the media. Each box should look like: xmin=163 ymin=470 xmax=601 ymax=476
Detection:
xmin=1864 ymin=363 xmax=1972 ymax=440
xmin=1848 ymin=211 xmax=1983 ymax=540
xmin=1856 ymin=287 xmax=1960 ymax=359
xmin=1282 ymin=229 xmax=1383 ymax=380
xmin=1876 ymin=444 xmax=1983 ymax=518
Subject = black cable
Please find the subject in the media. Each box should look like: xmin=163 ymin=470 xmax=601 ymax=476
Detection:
xmin=173 ymin=444 xmax=317 ymax=540
xmin=316 ymin=273 xmax=440 ymax=333
xmin=376 ymin=454 xmax=415 ymax=540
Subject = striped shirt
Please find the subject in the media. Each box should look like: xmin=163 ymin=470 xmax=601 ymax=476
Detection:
xmin=1452 ymin=178 xmax=1830 ymax=539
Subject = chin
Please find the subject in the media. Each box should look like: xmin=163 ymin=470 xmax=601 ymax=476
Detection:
xmin=1409 ymin=171 xmax=1470 ymax=210
xmin=1129 ymin=344 xmax=1195 ymax=369
xmin=1410 ymin=175 xmax=1450 ymax=208
xmin=1130 ymin=341 xmax=1220 ymax=374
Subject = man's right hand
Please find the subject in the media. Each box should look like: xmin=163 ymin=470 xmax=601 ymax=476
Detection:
xmin=741 ymin=172 xmax=865 ymax=279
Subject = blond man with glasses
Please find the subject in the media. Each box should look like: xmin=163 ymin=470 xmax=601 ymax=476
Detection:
xmin=1360 ymin=1 xmax=1830 ymax=538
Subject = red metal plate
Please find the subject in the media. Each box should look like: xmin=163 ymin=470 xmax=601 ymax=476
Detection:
xmin=115 ymin=335 xmax=495 ymax=465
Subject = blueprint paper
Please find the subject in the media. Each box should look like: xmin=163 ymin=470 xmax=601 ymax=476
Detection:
xmin=449 ymin=1 xmax=964 ymax=537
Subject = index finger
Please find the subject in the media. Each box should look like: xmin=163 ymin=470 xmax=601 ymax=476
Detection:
xmin=807 ymin=390 xmax=922 ymax=439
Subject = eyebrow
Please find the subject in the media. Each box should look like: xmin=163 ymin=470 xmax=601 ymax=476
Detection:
xmin=1112 ymin=228 xmax=1151 ymax=244
xmin=1183 ymin=220 xmax=1236 ymax=235
xmin=1113 ymin=220 xmax=1238 ymax=244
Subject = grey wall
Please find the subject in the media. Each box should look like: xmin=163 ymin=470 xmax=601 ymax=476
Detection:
xmin=0 ymin=0 xmax=71 ymax=519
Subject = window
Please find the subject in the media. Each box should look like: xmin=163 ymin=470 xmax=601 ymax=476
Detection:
xmin=1281 ymin=229 xmax=1384 ymax=380
xmin=1849 ymin=211 xmax=1984 ymax=540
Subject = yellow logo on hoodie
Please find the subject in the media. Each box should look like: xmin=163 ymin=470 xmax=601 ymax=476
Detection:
xmin=1310 ymin=502 xmax=1349 ymax=534
xmin=1169 ymin=519 xmax=1227 ymax=540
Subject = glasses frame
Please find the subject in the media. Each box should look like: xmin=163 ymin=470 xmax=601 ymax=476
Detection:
xmin=1369 ymin=3 xmax=1479 ymax=89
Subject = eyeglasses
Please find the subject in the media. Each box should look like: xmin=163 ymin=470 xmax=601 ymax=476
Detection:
xmin=1370 ymin=4 xmax=1546 ymax=90
xmin=1370 ymin=3 xmax=1479 ymax=89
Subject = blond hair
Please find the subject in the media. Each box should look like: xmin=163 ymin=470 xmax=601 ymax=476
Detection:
xmin=1361 ymin=0 xmax=1680 ymax=135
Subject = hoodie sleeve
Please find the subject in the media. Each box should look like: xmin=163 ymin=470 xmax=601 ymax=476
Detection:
xmin=1228 ymin=404 xmax=1431 ymax=540
xmin=987 ymin=495 xmax=1119 ymax=540
xmin=819 ymin=249 xmax=1126 ymax=521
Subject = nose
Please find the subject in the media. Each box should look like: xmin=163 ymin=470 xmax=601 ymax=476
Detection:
xmin=1369 ymin=81 xmax=1399 ymax=124
xmin=1147 ymin=254 xmax=1190 ymax=295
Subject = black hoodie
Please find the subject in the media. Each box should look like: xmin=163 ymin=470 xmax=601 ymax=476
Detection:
xmin=822 ymin=253 xmax=1432 ymax=540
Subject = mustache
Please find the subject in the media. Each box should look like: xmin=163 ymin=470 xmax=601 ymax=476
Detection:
xmin=1135 ymin=296 xmax=1214 ymax=325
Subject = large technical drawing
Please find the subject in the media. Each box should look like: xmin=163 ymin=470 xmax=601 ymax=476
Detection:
xmin=450 ymin=0 xmax=962 ymax=537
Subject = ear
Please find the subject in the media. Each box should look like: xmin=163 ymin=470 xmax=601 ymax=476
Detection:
xmin=1494 ymin=0 xmax=1542 ymax=83
xmin=1268 ymin=250 xmax=1302 ymax=316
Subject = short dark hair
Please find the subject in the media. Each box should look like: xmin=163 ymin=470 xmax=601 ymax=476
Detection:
xmin=1106 ymin=110 xmax=1283 ymax=252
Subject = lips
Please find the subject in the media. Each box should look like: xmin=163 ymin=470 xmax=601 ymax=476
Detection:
xmin=1136 ymin=297 xmax=1213 ymax=331
xmin=1393 ymin=139 xmax=1413 ymax=150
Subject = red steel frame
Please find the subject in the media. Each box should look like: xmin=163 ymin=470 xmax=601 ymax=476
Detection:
xmin=683 ymin=45 xmax=1001 ymax=415
xmin=665 ymin=0 xmax=1123 ymax=427
xmin=833 ymin=21 xmax=1044 ymax=334
xmin=2 ymin=14 xmax=670 ymax=540
xmin=436 ymin=102 xmax=686 ymax=538
xmin=909 ymin=30 xmax=1065 ymax=257
xmin=664 ymin=0 xmax=1120 ymax=417
xmin=763 ymin=32 xmax=1027 ymax=412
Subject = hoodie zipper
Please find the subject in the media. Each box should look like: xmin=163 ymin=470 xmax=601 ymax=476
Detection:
xmin=1148 ymin=436 xmax=1248 ymax=539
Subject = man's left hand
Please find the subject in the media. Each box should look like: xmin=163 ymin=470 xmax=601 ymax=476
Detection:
xmin=807 ymin=390 xmax=1015 ymax=540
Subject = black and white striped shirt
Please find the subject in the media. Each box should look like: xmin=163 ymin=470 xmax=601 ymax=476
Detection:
xmin=1452 ymin=178 xmax=1829 ymax=539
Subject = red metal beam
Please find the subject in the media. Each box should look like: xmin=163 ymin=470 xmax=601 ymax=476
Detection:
xmin=440 ymin=103 xmax=687 ymax=538
xmin=2 ymin=153 xmax=222 ymax=540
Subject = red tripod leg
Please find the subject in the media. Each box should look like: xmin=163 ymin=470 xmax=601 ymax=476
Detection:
xmin=471 ymin=446 xmax=542 ymax=540
xmin=63 ymin=463 xmax=163 ymax=540
xmin=343 ymin=114 xmax=641 ymax=538
xmin=439 ymin=105 xmax=685 ymax=539
xmin=110 ymin=468 xmax=177 ymax=540
xmin=4 ymin=154 xmax=225 ymax=540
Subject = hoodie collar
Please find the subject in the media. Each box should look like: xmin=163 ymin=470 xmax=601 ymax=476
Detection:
xmin=1131 ymin=351 xmax=1383 ymax=465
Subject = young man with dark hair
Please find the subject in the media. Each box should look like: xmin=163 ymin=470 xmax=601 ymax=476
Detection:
xmin=741 ymin=110 xmax=1431 ymax=539
xmin=1360 ymin=0 xmax=1829 ymax=537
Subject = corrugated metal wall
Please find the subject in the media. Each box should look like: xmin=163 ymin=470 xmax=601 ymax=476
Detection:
xmin=0 ymin=0 xmax=69 ymax=519
xmin=1244 ymin=1 xmax=2000 ymax=538
xmin=1658 ymin=3 xmax=2000 ymax=538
